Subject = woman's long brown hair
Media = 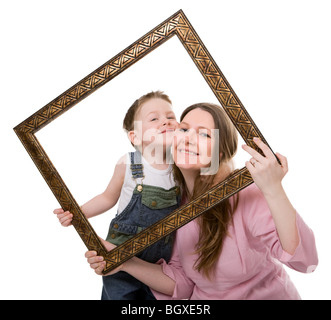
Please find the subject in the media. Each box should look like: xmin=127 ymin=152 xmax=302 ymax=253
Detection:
xmin=173 ymin=103 xmax=239 ymax=279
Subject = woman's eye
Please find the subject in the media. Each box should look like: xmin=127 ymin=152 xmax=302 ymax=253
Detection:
xmin=199 ymin=132 xmax=210 ymax=138
xmin=179 ymin=128 xmax=188 ymax=132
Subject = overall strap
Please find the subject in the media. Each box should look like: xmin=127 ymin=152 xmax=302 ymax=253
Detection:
xmin=130 ymin=151 xmax=144 ymax=180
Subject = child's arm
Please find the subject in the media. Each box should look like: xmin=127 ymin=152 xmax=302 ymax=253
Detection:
xmin=54 ymin=155 xmax=126 ymax=226
xmin=81 ymin=155 xmax=126 ymax=218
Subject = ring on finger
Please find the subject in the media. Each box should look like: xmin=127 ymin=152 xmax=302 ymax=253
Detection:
xmin=250 ymin=158 xmax=257 ymax=166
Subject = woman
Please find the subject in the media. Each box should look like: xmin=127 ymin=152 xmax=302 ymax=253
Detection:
xmin=86 ymin=103 xmax=318 ymax=299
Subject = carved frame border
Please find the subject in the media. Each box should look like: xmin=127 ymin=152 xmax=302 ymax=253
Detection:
xmin=14 ymin=10 xmax=273 ymax=274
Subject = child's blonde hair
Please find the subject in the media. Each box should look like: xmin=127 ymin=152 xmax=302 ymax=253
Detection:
xmin=123 ymin=91 xmax=172 ymax=132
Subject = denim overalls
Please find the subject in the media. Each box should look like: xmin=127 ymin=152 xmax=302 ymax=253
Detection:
xmin=102 ymin=151 xmax=181 ymax=300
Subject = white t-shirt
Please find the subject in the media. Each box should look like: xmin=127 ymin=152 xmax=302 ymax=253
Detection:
xmin=117 ymin=153 xmax=176 ymax=214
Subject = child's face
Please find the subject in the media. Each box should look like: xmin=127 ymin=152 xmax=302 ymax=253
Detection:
xmin=131 ymin=98 xmax=178 ymax=149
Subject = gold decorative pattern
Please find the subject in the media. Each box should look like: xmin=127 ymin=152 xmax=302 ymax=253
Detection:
xmin=102 ymin=168 xmax=253 ymax=271
xmin=14 ymin=10 xmax=274 ymax=273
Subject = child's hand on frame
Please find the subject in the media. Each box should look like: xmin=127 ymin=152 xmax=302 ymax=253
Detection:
xmin=53 ymin=208 xmax=73 ymax=227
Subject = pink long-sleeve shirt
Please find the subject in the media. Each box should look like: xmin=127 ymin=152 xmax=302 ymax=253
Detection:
xmin=153 ymin=184 xmax=318 ymax=300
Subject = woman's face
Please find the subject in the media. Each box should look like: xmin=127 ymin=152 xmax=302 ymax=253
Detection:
xmin=173 ymin=108 xmax=217 ymax=173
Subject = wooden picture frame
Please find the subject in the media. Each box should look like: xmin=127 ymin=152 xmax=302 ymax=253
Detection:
xmin=14 ymin=10 xmax=275 ymax=274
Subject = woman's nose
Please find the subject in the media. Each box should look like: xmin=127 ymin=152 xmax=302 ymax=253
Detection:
xmin=184 ymin=129 xmax=197 ymax=145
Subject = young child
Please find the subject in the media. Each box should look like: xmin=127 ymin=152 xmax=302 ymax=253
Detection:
xmin=53 ymin=91 xmax=181 ymax=300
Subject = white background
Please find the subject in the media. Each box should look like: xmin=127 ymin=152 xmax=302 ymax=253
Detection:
xmin=1 ymin=0 xmax=330 ymax=299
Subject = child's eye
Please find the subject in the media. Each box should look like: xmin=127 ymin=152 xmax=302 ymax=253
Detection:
xmin=151 ymin=118 xmax=158 ymax=121
xmin=179 ymin=128 xmax=188 ymax=132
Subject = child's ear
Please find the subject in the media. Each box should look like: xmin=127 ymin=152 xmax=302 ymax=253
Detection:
xmin=128 ymin=130 xmax=135 ymax=145
xmin=128 ymin=130 xmax=141 ymax=146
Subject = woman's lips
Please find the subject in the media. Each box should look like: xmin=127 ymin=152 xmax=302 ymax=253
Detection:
xmin=178 ymin=148 xmax=199 ymax=156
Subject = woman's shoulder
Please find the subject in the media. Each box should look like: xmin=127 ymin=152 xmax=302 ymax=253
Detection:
xmin=235 ymin=183 xmax=269 ymax=216
xmin=238 ymin=183 xmax=262 ymax=201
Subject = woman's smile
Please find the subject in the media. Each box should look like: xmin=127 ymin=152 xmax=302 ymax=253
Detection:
xmin=178 ymin=148 xmax=199 ymax=156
